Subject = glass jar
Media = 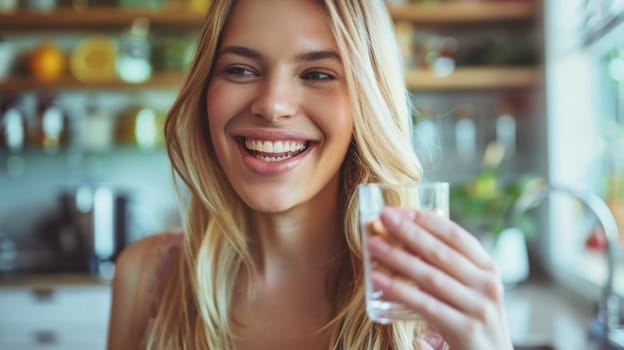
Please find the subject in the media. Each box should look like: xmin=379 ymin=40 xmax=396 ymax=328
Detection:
xmin=114 ymin=105 xmax=164 ymax=150
xmin=116 ymin=18 xmax=152 ymax=83
xmin=80 ymin=97 xmax=113 ymax=153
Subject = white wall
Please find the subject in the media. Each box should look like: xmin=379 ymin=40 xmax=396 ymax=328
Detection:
xmin=543 ymin=0 xmax=620 ymax=299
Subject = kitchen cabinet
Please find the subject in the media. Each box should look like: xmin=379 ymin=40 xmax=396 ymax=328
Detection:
xmin=0 ymin=283 xmax=111 ymax=350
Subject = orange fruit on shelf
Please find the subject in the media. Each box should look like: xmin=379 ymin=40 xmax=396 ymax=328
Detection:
xmin=28 ymin=43 xmax=66 ymax=82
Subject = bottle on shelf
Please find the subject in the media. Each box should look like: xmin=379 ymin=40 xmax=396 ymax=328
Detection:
xmin=80 ymin=95 xmax=113 ymax=153
xmin=0 ymin=39 xmax=17 ymax=81
xmin=32 ymin=93 xmax=70 ymax=154
xmin=453 ymin=103 xmax=477 ymax=162
xmin=412 ymin=104 xmax=441 ymax=162
xmin=114 ymin=104 xmax=164 ymax=150
xmin=116 ymin=18 xmax=153 ymax=84
xmin=0 ymin=92 xmax=27 ymax=154
xmin=495 ymin=103 xmax=517 ymax=160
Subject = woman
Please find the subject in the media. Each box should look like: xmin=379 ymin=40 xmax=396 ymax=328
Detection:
xmin=107 ymin=1 xmax=513 ymax=349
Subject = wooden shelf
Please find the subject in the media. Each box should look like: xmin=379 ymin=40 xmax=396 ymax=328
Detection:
xmin=0 ymin=73 xmax=185 ymax=91
xmin=0 ymin=2 xmax=537 ymax=30
xmin=388 ymin=2 xmax=537 ymax=24
xmin=405 ymin=67 xmax=540 ymax=90
xmin=0 ymin=7 xmax=204 ymax=31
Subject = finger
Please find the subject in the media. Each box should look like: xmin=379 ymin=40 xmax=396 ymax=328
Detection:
xmin=379 ymin=208 xmax=504 ymax=301
xmin=368 ymin=236 xmax=491 ymax=321
xmin=378 ymin=209 xmax=498 ymax=297
xmin=411 ymin=209 xmax=497 ymax=272
xmin=371 ymin=270 xmax=484 ymax=346
xmin=381 ymin=207 xmax=496 ymax=272
xmin=379 ymin=212 xmax=484 ymax=289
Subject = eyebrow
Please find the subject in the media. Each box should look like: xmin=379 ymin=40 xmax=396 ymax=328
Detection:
xmin=218 ymin=45 xmax=341 ymax=63
xmin=218 ymin=45 xmax=262 ymax=60
xmin=295 ymin=50 xmax=341 ymax=62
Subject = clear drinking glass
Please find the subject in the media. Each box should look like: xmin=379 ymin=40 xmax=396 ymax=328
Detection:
xmin=359 ymin=182 xmax=449 ymax=324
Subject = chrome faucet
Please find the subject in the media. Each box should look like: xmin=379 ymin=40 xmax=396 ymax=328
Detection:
xmin=509 ymin=185 xmax=622 ymax=350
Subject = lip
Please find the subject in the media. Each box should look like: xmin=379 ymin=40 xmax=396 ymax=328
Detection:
xmin=233 ymin=130 xmax=317 ymax=176
xmin=234 ymin=129 xmax=314 ymax=142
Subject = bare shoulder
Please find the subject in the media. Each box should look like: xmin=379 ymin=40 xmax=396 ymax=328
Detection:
xmin=107 ymin=232 xmax=182 ymax=350
xmin=118 ymin=232 xmax=182 ymax=268
xmin=115 ymin=232 xmax=181 ymax=289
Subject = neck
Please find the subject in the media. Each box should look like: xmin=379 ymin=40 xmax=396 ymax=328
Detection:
xmin=249 ymin=175 xmax=346 ymax=278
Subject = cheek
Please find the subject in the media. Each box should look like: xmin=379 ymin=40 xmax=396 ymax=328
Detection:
xmin=205 ymin=83 xmax=235 ymax=145
xmin=205 ymin=86 xmax=232 ymax=172
xmin=314 ymin=94 xmax=353 ymax=144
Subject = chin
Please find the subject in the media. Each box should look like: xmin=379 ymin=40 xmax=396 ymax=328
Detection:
xmin=243 ymin=196 xmax=298 ymax=215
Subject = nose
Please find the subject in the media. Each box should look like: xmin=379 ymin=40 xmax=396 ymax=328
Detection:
xmin=250 ymin=73 xmax=298 ymax=122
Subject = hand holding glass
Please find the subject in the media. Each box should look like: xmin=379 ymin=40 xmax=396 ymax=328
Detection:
xmin=359 ymin=182 xmax=449 ymax=324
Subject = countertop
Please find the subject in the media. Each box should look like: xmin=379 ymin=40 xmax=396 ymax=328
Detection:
xmin=0 ymin=273 xmax=597 ymax=350
xmin=505 ymin=279 xmax=595 ymax=350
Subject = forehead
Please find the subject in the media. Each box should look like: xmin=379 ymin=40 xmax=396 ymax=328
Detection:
xmin=220 ymin=0 xmax=339 ymax=54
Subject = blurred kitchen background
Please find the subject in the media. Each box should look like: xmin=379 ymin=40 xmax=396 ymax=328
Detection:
xmin=0 ymin=0 xmax=623 ymax=349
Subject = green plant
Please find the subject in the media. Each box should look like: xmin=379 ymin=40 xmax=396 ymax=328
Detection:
xmin=450 ymin=171 xmax=543 ymax=240
xmin=449 ymin=143 xmax=544 ymax=240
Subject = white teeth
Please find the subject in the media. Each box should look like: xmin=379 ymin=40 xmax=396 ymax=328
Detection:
xmin=258 ymin=155 xmax=291 ymax=162
xmin=244 ymin=138 xmax=306 ymax=153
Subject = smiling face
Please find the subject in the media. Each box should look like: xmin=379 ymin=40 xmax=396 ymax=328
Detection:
xmin=206 ymin=0 xmax=354 ymax=214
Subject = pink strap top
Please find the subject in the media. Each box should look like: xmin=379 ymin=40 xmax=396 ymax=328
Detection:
xmin=423 ymin=333 xmax=450 ymax=350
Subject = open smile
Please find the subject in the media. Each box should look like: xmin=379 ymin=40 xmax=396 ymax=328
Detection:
xmin=234 ymin=135 xmax=317 ymax=176
xmin=238 ymin=137 xmax=315 ymax=163
xmin=243 ymin=138 xmax=309 ymax=162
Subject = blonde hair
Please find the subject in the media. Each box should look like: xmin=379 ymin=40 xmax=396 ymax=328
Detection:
xmin=147 ymin=1 xmax=424 ymax=349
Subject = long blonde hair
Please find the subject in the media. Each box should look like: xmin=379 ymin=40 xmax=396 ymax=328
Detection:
xmin=147 ymin=1 xmax=424 ymax=349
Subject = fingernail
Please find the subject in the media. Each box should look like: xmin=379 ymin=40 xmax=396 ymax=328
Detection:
xmin=405 ymin=209 xmax=419 ymax=221
xmin=381 ymin=208 xmax=401 ymax=228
